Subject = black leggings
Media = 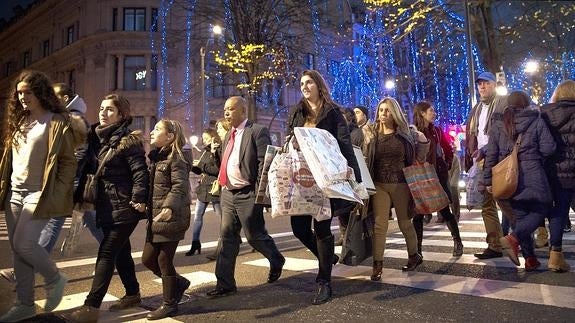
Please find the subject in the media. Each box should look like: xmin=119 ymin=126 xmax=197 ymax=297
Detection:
xmin=142 ymin=241 xmax=179 ymax=277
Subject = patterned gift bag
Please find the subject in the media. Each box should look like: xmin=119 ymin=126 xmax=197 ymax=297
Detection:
xmin=403 ymin=162 xmax=450 ymax=214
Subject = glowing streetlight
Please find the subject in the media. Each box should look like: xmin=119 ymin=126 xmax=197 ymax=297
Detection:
xmin=384 ymin=79 xmax=395 ymax=90
xmin=201 ymin=25 xmax=223 ymax=127
xmin=524 ymin=60 xmax=539 ymax=74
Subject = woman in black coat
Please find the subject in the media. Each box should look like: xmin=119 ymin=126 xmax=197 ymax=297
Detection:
xmin=484 ymin=91 xmax=556 ymax=271
xmin=70 ymin=94 xmax=149 ymax=322
xmin=286 ymin=70 xmax=361 ymax=305
xmin=540 ymin=80 xmax=575 ymax=272
xmin=140 ymin=119 xmax=191 ymax=320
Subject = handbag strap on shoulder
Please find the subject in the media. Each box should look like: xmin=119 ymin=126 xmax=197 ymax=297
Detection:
xmin=94 ymin=148 xmax=113 ymax=178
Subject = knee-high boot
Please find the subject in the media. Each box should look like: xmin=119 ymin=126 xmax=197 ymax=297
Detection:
xmin=413 ymin=214 xmax=424 ymax=255
xmin=147 ymin=276 xmax=178 ymax=320
xmin=313 ymin=235 xmax=334 ymax=305
xmin=444 ymin=208 xmax=463 ymax=256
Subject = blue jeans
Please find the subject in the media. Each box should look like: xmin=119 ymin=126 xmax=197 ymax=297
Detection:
xmin=5 ymin=190 xmax=60 ymax=306
xmin=548 ymin=187 xmax=574 ymax=248
xmin=509 ymin=201 xmax=546 ymax=259
xmin=192 ymin=199 xmax=222 ymax=241
xmin=38 ymin=217 xmax=66 ymax=253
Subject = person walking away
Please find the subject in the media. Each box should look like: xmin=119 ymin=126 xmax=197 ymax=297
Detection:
xmin=540 ymin=79 xmax=575 ymax=272
xmin=484 ymin=91 xmax=556 ymax=271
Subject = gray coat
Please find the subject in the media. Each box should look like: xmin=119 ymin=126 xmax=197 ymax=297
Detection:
xmin=146 ymin=147 xmax=191 ymax=243
xmin=484 ymin=108 xmax=556 ymax=203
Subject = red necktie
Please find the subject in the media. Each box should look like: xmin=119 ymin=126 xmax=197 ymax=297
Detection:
xmin=218 ymin=128 xmax=237 ymax=187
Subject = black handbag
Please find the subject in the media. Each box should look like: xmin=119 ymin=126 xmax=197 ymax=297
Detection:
xmin=83 ymin=149 xmax=113 ymax=204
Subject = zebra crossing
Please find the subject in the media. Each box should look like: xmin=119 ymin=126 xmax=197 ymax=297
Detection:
xmin=2 ymin=211 xmax=575 ymax=320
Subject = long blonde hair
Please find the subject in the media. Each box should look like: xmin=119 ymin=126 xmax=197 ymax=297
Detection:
xmin=159 ymin=119 xmax=187 ymax=165
xmin=375 ymin=97 xmax=410 ymax=137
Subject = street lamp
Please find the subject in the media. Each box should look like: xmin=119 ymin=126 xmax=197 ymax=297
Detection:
xmin=524 ymin=60 xmax=539 ymax=103
xmin=200 ymin=25 xmax=223 ymax=128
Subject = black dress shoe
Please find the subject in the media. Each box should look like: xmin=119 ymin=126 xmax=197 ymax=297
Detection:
xmin=206 ymin=287 xmax=237 ymax=298
xmin=267 ymin=257 xmax=285 ymax=283
xmin=312 ymin=282 xmax=332 ymax=305
xmin=474 ymin=248 xmax=503 ymax=259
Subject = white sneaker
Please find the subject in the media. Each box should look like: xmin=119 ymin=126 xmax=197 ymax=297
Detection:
xmin=0 ymin=269 xmax=16 ymax=283
xmin=0 ymin=303 xmax=36 ymax=322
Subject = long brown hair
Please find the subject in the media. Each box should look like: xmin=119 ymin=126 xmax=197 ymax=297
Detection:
xmin=503 ymin=91 xmax=531 ymax=138
xmin=412 ymin=101 xmax=433 ymax=132
xmin=299 ymin=70 xmax=334 ymax=122
xmin=3 ymin=70 xmax=65 ymax=147
xmin=159 ymin=119 xmax=188 ymax=165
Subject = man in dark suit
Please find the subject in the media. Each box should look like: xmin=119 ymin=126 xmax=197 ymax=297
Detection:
xmin=206 ymin=96 xmax=285 ymax=298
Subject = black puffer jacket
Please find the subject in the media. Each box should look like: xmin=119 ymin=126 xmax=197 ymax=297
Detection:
xmin=147 ymin=147 xmax=191 ymax=243
xmin=92 ymin=121 xmax=150 ymax=227
xmin=191 ymin=146 xmax=221 ymax=203
xmin=541 ymin=100 xmax=575 ymax=189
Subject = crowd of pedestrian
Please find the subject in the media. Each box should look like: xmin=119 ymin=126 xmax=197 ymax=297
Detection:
xmin=0 ymin=68 xmax=573 ymax=322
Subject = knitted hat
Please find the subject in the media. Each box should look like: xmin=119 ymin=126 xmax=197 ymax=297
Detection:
xmin=353 ymin=105 xmax=369 ymax=119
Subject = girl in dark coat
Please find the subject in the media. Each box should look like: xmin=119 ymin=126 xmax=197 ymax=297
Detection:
xmin=287 ymin=70 xmax=361 ymax=305
xmin=412 ymin=101 xmax=463 ymax=257
xmin=70 ymin=94 xmax=150 ymax=322
xmin=139 ymin=119 xmax=191 ymax=320
xmin=540 ymin=79 xmax=575 ymax=272
xmin=484 ymin=91 xmax=556 ymax=271
xmin=186 ymin=128 xmax=222 ymax=256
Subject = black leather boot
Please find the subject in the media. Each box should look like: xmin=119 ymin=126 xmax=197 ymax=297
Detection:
xmin=413 ymin=214 xmax=424 ymax=255
xmin=312 ymin=281 xmax=332 ymax=305
xmin=402 ymin=253 xmax=423 ymax=271
xmin=175 ymin=275 xmax=190 ymax=303
xmin=185 ymin=241 xmax=201 ymax=256
xmin=147 ymin=276 xmax=178 ymax=320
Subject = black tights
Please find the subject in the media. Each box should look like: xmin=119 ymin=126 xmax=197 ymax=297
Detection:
xmin=142 ymin=241 xmax=179 ymax=277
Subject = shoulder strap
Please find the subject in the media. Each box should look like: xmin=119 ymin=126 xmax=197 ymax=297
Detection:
xmin=94 ymin=148 xmax=113 ymax=177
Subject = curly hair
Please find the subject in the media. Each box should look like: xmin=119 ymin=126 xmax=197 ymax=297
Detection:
xmin=3 ymin=70 xmax=65 ymax=147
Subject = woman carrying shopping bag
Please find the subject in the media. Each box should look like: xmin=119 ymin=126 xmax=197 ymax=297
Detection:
xmin=286 ymin=70 xmax=361 ymax=305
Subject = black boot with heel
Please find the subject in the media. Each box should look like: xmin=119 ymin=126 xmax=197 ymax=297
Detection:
xmin=185 ymin=240 xmax=201 ymax=256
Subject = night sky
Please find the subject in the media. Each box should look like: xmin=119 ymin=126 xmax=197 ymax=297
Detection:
xmin=0 ymin=0 xmax=36 ymax=22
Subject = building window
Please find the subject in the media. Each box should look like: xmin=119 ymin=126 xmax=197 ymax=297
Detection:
xmin=42 ymin=39 xmax=50 ymax=57
xmin=132 ymin=116 xmax=145 ymax=132
xmin=306 ymin=53 xmax=315 ymax=69
xmin=124 ymin=56 xmax=146 ymax=90
xmin=66 ymin=24 xmax=75 ymax=45
xmin=112 ymin=8 xmax=117 ymax=31
xmin=4 ymin=61 xmax=14 ymax=77
xmin=22 ymin=49 xmax=32 ymax=67
xmin=68 ymin=70 xmax=76 ymax=93
xmin=124 ymin=8 xmax=146 ymax=31
xmin=150 ymin=8 xmax=158 ymax=32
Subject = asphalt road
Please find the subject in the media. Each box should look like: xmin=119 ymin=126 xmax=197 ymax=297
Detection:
xmin=1 ymin=200 xmax=574 ymax=322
